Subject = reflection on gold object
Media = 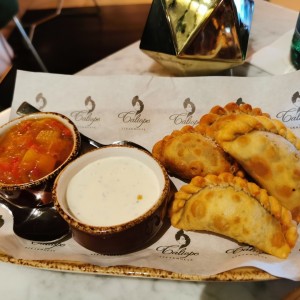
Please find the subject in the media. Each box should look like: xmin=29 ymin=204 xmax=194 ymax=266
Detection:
xmin=140 ymin=0 xmax=254 ymax=75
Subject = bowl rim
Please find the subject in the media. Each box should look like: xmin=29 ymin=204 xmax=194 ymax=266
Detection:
xmin=0 ymin=111 xmax=81 ymax=190
xmin=53 ymin=145 xmax=170 ymax=235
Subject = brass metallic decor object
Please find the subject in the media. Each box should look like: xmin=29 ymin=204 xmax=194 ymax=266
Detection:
xmin=140 ymin=0 xmax=254 ymax=75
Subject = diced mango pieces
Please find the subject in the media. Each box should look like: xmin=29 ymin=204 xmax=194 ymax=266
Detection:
xmin=36 ymin=130 xmax=60 ymax=145
xmin=20 ymin=148 xmax=57 ymax=179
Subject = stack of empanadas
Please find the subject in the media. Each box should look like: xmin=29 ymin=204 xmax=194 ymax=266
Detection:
xmin=198 ymin=102 xmax=300 ymax=223
xmin=153 ymin=102 xmax=299 ymax=258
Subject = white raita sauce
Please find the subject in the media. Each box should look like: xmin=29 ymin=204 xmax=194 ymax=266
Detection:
xmin=66 ymin=156 xmax=161 ymax=226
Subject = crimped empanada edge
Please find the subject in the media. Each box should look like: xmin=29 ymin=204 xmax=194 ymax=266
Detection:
xmin=197 ymin=102 xmax=300 ymax=151
xmin=170 ymin=173 xmax=298 ymax=250
xmin=210 ymin=102 xmax=270 ymax=118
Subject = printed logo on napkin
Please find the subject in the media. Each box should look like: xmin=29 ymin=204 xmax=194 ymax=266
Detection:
xmin=35 ymin=93 xmax=102 ymax=128
xmin=156 ymin=230 xmax=200 ymax=261
xmin=24 ymin=240 xmax=68 ymax=252
xmin=155 ymin=229 xmax=266 ymax=261
xmin=118 ymin=96 xmax=150 ymax=131
xmin=70 ymin=96 xmax=101 ymax=128
xmin=169 ymin=98 xmax=199 ymax=126
xmin=276 ymin=91 xmax=300 ymax=129
xmin=225 ymin=245 xmax=265 ymax=258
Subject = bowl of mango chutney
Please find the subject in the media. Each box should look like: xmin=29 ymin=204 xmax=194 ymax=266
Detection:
xmin=0 ymin=112 xmax=81 ymax=200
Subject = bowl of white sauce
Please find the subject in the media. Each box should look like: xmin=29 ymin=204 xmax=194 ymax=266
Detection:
xmin=52 ymin=145 xmax=170 ymax=254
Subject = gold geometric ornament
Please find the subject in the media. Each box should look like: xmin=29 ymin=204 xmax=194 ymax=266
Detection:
xmin=140 ymin=0 xmax=255 ymax=75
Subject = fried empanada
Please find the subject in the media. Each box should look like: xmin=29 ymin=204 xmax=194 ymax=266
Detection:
xmin=198 ymin=102 xmax=300 ymax=223
xmin=170 ymin=173 xmax=298 ymax=258
xmin=152 ymin=125 xmax=242 ymax=181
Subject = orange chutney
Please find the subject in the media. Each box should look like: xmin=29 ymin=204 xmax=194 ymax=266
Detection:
xmin=0 ymin=117 xmax=74 ymax=184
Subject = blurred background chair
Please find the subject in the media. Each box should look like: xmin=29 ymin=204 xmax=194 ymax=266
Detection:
xmin=0 ymin=0 xmax=48 ymax=72
xmin=24 ymin=0 xmax=99 ymax=42
xmin=25 ymin=0 xmax=64 ymax=42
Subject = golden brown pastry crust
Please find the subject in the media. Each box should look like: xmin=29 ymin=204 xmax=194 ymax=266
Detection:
xmin=170 ymin=173 xmax=298 ymax=259
xmin=197 ymin=102 xmax=300 ymax=222
xmin=196 ymin=102 xmax=270 ymax=131
xmin=152 ymin=125 xmax=242 ymax=181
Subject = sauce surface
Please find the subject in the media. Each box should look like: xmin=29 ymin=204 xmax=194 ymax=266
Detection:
xmin=66 ymin=156 xmax=161 ymax=226
xmin=0 ymin=117 xmax=74 ymax=184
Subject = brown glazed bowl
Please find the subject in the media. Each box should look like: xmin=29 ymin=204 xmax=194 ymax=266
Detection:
xmin=53 ymin=145 xmax=170 ymax=255
xmin=0 ymin=112 xmax=81 ymax=205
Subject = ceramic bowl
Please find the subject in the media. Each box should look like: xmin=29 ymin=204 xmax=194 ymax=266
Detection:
xmin=0 ymin=112 xmax=81 ymax=202
xmin=53 ymin=145 xmax=170 ymax=255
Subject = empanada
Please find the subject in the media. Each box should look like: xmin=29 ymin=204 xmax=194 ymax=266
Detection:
xmin=198 ymin=102 xmax=300 ymax=223
xmin=152 ymin=125 xmax=242 ymax=181
xmin=170 ymin=173 xmax=298 ymax=258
